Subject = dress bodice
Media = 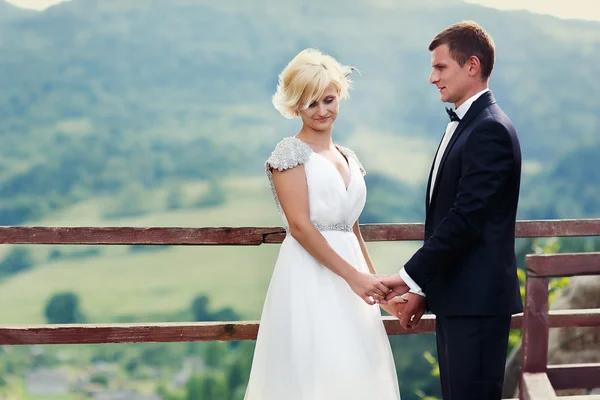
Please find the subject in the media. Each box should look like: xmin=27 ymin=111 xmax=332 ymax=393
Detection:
xmin=265 ymin=137 xmax=367 ymax=230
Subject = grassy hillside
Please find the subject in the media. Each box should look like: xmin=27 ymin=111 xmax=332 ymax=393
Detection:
xmin=0 ymin=177 xmax=420 ymax=324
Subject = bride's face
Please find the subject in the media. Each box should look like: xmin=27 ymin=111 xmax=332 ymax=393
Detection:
xmin=429 ymin=44 xmax=470 ymax=107
xmin=298 ymin=86 xmax=339 ymax=132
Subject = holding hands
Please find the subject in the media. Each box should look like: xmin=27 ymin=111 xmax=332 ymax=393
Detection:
xmin=344 ymin=269 xmax=427 ymax=331
xmin=375 ymin=274 xmax=427 ymax=330
xmin=345 ymin=270 xmax=392 ymax=305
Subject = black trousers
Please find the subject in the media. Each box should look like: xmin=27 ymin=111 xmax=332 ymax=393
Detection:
xmin=435 ymin=315 xmax=511 ymax=400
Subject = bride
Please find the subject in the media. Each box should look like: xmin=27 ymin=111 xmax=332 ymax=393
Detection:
xmin=243 ymin=48 xmax=402 ymax=400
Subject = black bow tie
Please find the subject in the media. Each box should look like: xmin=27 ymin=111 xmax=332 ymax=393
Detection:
xmin=445 ymin=107 xmax=460 ymax=122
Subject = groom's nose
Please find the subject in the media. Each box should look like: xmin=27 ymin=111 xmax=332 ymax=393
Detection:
xmin=430 ymin=70 xmax=439 ymax=84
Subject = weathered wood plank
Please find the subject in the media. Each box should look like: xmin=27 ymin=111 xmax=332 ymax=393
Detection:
xmin=521 ymin=373 xmax=558 ymax=400
xmin=511 ymin=309 xmax=600 ymax=329
xmin=0 ymin=227 xmax=282 ymax=245
xmin=527 ymin=253 xmax=600 ymax=277
xmin=0 ymin=322 xmax=260 ymax=345
xmin=521 ymin=277 xmax=550 ymax=374
xmin=516 ymin=219 xmax=600 ymax=238
xmin=1 ymin=219 xmax=600 ymax=245
xmin=1 ymin=310 xmax=598 ymax=345
xmin=547 ymin=363 xmax=600 ymax=390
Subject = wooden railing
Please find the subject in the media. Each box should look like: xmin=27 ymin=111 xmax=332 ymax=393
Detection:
xmin=520 ymin=253 xmax=600 ymax=399
xmin=1 ymin=219 xmax=599 ymax=347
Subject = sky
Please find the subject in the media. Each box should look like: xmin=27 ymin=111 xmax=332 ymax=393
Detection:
xmin=5 ymin=0 xmax=600 ymax=22
xmin=463 ymin=0 xmax=600 ymax=22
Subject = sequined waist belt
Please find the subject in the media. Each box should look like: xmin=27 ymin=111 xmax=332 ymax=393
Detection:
xmin=285 ymin=222 xmax=353 ymax=234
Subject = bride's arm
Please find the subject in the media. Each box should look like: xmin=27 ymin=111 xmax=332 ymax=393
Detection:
xmin=353 ymin=221 xmax=404 ymax=316
xmin=272 ymin=166 xmax=389 ymax=305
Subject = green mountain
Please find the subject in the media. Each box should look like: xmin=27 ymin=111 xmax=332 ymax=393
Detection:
xmin=1 ymin=0 xmax=600 ymax=224
xmin=520 ymin=143 xmax=600 ymax=219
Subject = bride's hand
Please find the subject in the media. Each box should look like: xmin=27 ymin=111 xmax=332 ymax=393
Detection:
xmin=346 ymin=271 xmax=390 ymax=305
xmin=380 ymin=295 xmax=408 ymax=317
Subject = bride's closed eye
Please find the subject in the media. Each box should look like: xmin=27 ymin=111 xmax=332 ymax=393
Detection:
xmin=308 ymin=97 xmax=335 ymax=108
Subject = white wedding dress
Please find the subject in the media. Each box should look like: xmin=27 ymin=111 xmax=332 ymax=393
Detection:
xmin=244 ymin=136 xmax=401 ymax=400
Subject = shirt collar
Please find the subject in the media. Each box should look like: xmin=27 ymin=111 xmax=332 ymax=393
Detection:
xmin=455 ymin=88 xmax=490 ymax=119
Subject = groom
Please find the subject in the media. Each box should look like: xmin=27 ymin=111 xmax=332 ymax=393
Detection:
xmin=381 ymin=21 xmax=523 ymax=400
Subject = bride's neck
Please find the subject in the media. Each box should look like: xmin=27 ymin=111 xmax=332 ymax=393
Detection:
xmin=297 ymin=128 xmax=334 ymax=151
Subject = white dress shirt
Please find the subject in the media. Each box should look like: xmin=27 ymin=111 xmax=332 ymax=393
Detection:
xmin=401 ymin=88 xmax=490 ymax=297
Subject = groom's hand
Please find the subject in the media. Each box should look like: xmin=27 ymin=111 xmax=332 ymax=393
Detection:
xmin=375 ymin=274 xmax=410 ymax=301
xmin=380 ymin=295 xmax=408 ymax=317
xmin=398 ymin=293 xmax=426 ymax=330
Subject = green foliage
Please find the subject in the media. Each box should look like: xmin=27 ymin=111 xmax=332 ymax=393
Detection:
xmin=191 ymin=294 xmax=241 ymax=322
xmin=226 ymin=362 xmax=245 ymax=399
xmin=44 ymin=292 xmax=86 ymax=324
xmin=519 ymin=144 xmax=600 ymax=220
xmin=90 ymin=373 xmax=109 ymax=387
xmin=0 ymin=247 xmax=34 ymax=277
xmin=185 ymin=372 xmax=229 ymax=400
xmin=191 ymin=295 xmax=210 ymax=321
xmin=157 ymin=383 xmax=184 ymax=400
xmin=362 ymin=173 xmax=424 ymax=223
xmin=195 ymin=181 xmax=227 ymax=209
xmin=389 ymin=334 xmax=442 ymax=399
xmin=204 ymin=342 xmax=229 ymax=369
xmin=423 ymin=351 xmax=439 ymax=377
xmin=102 ymin=183 xmax=154 ymax=219
xmin=1 ymin=1 xmax=599 ymax=399
xmin=508 ymin=236 xmax=600 ymax=349
xmin=1 ymin=0 xmax=600 ymax=227
xmin=128 ymin=245 xmax=167 ymax=253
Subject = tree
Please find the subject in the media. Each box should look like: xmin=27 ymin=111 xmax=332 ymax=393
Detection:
xmin=44 ymin=292 xmax=86 ymax=324
xmin=191 ymin=295 xmax=210 ymax=321
xmin=187 ymin=373 xmax=228 ymax=400
xmin=212 ymin=307 xmax=240 ymax=322
xmin=0 ymin=247 xmax=34 ymax=277
xmin=226 ymin=361 xmax=245 ymax=399
xmin=204 ymin=342 xmax=228 ymax=369
xmin=90 ymin=373 xmax=109 ymax=387
xmin=185 ymin=376 xmax=203 ymax=400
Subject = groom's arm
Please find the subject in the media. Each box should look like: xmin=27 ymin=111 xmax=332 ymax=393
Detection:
xmin=404 ymin=121 xmax=516 ymax=289
xmin=400 ymin=268 xmax=426 ymax=297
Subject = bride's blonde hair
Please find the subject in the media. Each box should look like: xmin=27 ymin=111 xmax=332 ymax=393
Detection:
xmin=272 ymin=48 xmax=355 ymax=119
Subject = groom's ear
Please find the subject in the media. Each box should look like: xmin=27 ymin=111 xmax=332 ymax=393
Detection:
xmin=466 ymin=55 xmax=482 ymax=77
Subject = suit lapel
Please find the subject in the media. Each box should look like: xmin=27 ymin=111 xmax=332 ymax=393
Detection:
xmin=427 ymin=91 xmax=497 ymax=211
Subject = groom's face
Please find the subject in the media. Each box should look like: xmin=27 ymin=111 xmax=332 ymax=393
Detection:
xmin=430 ymin=44 xmax=470 ymax=106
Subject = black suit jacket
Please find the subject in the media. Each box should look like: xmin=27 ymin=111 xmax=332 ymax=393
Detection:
xmin=405 ymin=91 xmax=524 ymax=316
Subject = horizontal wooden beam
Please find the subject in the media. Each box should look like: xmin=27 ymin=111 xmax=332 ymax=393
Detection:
xmin=547 ymin=363 xmax=600 ymax=391
xmin=1 ymin=310 xmax=598 ymax=346
xmin=0 ymin=227 xmax=281 ymax=246
xmin=521 ymin=373 xmax=558 ymax=400
xmin=515 ymin=219 xmax=600 ymax=238
xmin=537 ymin=308 xmax=600 ymax=328
xmin=1 ymin=219 xmax=600 ymax=245
xmin=526 ymin=253 xmax=600 ymax=277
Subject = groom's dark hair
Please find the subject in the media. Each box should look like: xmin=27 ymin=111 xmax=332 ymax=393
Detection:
xmin=429 ymin=21 xmax=495 ymax=80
